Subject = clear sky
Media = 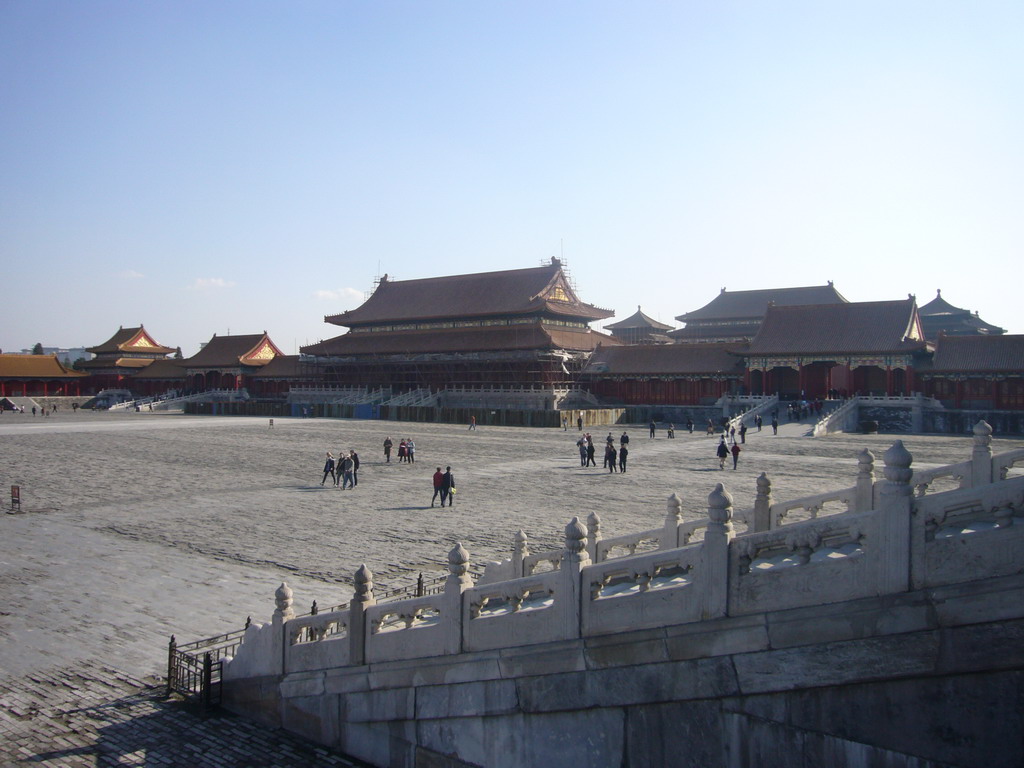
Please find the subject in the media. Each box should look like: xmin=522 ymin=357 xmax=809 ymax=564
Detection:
xmin=2 ymin=1 xmax=1021 ymax=356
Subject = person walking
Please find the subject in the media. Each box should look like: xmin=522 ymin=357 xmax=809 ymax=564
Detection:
xmin=339 ymin=452 xmax=355 ymax=489
xmin=729 ymin=425 xmax=736 ymax=443
xmin=620 ymin=431 xmax=630 ymax=447
xmin=771 ymin=416 xmax=778 ymax=435
xmin=649 ymin=419 xmax=656 ymax=438
xmin=686 ymin=418 xmax=694 ymax=434
xmin=320 ymin=452 xmax=336 ymax=486
xmin=605 ymin=443 xmax=617 ymax=473
xmin=577 ymin=415 xmax=583 ymax=431
xmin=577 ymin=436 xmax=587 ymax=467
xmin=431 ymin=467 xmax=444 ymax=506
xmin=603 ymin=433 xmax=614 ymax=468
xmin=440 ymin=466 xmax=455 ymax=507
xmin=667 ymin=423 xmax=675 ymax=438
xmin=756 ymin=415 xmax=762 ymax=432
xmin=716 ymin=437 xmax=729 ymax=470
xmin=398 ymin=439 xmax=407 ymax=462
xmin=731 ymin=441 xmax=741 ymax=470
xmin=383 ymin=436 xmax=393 ymax=462
xmin=469 ymin=415 xmax=476 ymax=431
xmin=619 ymin=443 xmax=628 ymax=473
xmin=739 ymin=423 xmax=747 ymax=444
xmin=586 ymin=435 xmax=596 ymax=467
xmin=562 ymin=415 xmax=568 ymax=431
xmin=406 ymin=439 xmax=416 ymax=463
xmin=350 ymin=449 xmax=360 ymax=486
xmin=706 ymin=419 xmax=715 ymax=436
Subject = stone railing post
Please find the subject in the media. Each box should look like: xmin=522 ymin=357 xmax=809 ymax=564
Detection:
xmin=752 ymin=474 xmax=771 ymax=532
xmin=560 ymin=517 xmax=590 ymax=640
xmin=349 ymin=564 xmax=375 ymax=667
xmin=512 ymin=530 xmax=529 ymax=577
xmin=855 ymin=449 xmax=875 ymax=512
xmin=701 ymin=484 xmax=734 ymax=620
xmin=662 ymin=494 xmax=682 ymax=549
xmin=587 ymin=512 xmax=602 ymax=563
xmin=272 ymin=582 xmax=294 ymax=675
xmin=971 ymin=420 xmax=993 ymax=488
xmin=445 ymin=543 xmax=473 ymax=654
xmin=876 ymin=441 xmax=913 ymax=594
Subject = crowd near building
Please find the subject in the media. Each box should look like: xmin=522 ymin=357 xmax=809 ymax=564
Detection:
xmin=1 ymin=259 xmax=1020 ymax=414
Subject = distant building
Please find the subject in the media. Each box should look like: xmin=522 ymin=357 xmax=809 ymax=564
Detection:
xmin=603 ymin=307 xmax=674 ymax=345
xmin=744 ymin=298 xmax=928 ymax=397
xmin=302 ymin=259 xmax=615 ymax=390
xmin=0 ymin=354 xmax=87 ymax=397
xmin=918 ymin=290 xmax=1006 ymax=341
xmin=181 ymin=332 xmax=284 ymax=392
xmin=671 ymin=283 xmax=848 ymax=343
xmin=919 ymin=334 xmax=1024 ymax=410
xmin=77 ymin=326 xmax=176 ymax=391
xmin=582 ymin=342 xmax=744 ymax=405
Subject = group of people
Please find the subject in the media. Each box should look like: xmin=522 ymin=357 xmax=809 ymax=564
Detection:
xmin=382 ymin=436 xmax=416 ymax=463
xmin=576 ymin=431 xmax=630 ymax=473
xmin=321 ymin=449 xmax=360 ymax=488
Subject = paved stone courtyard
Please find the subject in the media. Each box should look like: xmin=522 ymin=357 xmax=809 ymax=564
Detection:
xmin=1 ymin=410 xmax=1017 ymax=765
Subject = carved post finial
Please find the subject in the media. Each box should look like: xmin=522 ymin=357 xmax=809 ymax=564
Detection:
xmin=274 ymin=582 xmax=294 ymax=621
xmin=756 ymin=472 xmax=771 ymax=497
xmin=586 ymin=512 xmax=602 ymax=562
xmin=708 ymin=483 xmax=734 ymax=525
xmin=753 ymin=472 xmax=772 ymax=532
xmin=882 ymin=440 xmax=913 ymax=497
xmin=564 ymin=516 xmax=587 ymax=554
xmin=448 ymin=542 xmax=470 ymax=579
xmin=858 ymin=449 xmax=875 ymax=478
xmin=354 ymin=564 xmax=374 ymax=603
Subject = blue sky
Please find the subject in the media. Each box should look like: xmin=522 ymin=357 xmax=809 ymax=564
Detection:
xmin=2 ymin=1 xmax=1021 ymax=355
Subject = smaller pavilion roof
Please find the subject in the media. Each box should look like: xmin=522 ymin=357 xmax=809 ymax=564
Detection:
xmin=918 ymin=290 xmax=1005 ymax=337
xmin=251 ymin=355 xmax=305 ymax=378
xmin=183 ymin=333 xmax=284 ymax=369
xmin=0 ymin=354 xmax=88 ymax=379
xmin=746 ymin=299 xmax=925 ymax=356
xmin=677 ymin=283 xmax=848 ymax=323
xmin=584 ymin=342 xmax=745 ymax=377
xmin=930 ymin=334 xmax=1024 ymax=373
xmin=604 ymin=306 xmax=674 ymax=331
xmin=87 ymin=326 xmax=175 ymax=356
xmin=131 ymin=359 xmax=187 ymax=380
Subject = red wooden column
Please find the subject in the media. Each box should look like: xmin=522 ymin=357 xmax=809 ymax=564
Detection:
xmin=885 ymin=366 xmax=893 ymax=396
xmin=991 ymin=379 xmax=999 ymax=409
xmin=798 ymin=364 xmax=806 ymax=396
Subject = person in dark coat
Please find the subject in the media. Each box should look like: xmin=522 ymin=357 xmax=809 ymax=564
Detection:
xmin=321 ymin=452 xmax=336 ymax=486
xmin=731 ymin=442 xmax=741 ymax=469
xmin=619 ymin=444 xmax=628 ymax=472
xmin=350 ymin=449 xmax=360 ymax=486
xmin=649 ymin=419 xmax=656 ymax=438
xmin=440 ymin=466 xmax=455 ymax=507
xmin=586 ymin=435 xmax=596 ymax=467
xmin=716 ymin=438 xmax=729 ymax=470
xmin=739 ymin=423 xmax=747 ymax=444
xmin=606 ymin=443 xmax=617 ymax=473
xmin=383 ymin=436 xmax=393 ymax=462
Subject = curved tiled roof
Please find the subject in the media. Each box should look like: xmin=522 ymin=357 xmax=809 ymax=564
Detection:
xmin=86 ymin=326 xmax=175 ymax=356
xmin=183 ymin=333 xmax=283 ymax=368
xmin=604 ymin=306 xmax=674 ymax=331
xmin=930 ymin=335 xmax=1024 ymax=372
xmin=677 ymin=284 xmax=848 ymax=323
xmin=302 ymin=323 xmax=613 ymax=357
xmin=0 ymin=354 xmax=87 ymax=379
xmin=131 ymin=359 xmax=186 ymax=380
xmin=325 ymin=262 xmax=613 ymax=327
xmin=746 ymin=299 xmax=926 ymax=355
